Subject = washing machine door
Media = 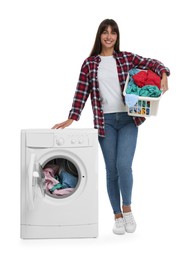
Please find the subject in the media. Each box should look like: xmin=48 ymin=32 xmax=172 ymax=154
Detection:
xmin=28 ymin=153 xmax=45 ymax=210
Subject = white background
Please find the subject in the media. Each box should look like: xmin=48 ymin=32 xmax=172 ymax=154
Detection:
xmin=1 ymin=0 xmax=188 ymax=259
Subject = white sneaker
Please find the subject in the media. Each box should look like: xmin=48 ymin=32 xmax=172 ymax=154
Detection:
xmin=113 ymin=217 xmax=125 ymax=235
xmin=123 ymin=212 xmax=136 ymax=233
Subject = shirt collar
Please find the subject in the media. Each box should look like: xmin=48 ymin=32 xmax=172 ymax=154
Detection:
xmin=94 ymin=51 xmax=119 ymax=62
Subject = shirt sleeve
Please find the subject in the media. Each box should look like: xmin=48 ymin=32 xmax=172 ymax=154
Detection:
xmin=131 ymin=53 xmax=170 ymax=77
xmin=68 ymin=61 xmax=90 ymax=121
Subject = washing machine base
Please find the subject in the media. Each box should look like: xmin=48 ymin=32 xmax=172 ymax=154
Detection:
xmin=21 ymin=224 xmax=98 ymax=239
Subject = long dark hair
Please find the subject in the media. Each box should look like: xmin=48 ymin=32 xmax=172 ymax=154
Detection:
xmin=90 ymin=19 xmax=120 ymax=57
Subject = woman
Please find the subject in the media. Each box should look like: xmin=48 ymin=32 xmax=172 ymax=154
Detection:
xmin=52 ymin=19 xmax=170 ymax=235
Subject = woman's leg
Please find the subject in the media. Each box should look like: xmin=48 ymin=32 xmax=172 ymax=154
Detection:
xmin=115 ymin=113 xmax=138 ymax=233
xmin=116 ymin=115 xmax=138 ymax=208
xmin=99 ymin=114 xmax=122 ymax=215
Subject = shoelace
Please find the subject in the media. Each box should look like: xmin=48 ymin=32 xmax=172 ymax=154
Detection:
xmin=124 ymin=213 xmax=135 ymax=225
xmin=115 ymin=218 xmax=124 ymax=228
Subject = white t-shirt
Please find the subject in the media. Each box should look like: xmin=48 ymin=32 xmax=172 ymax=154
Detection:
xmin=98 ymin=56 xmax=127 ymax=114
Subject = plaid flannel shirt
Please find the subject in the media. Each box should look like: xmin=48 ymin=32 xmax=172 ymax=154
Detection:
xmin=69 ymin=51 xmax=170 ymax=137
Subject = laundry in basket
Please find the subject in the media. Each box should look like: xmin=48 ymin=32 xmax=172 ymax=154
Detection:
xmin=123 ymin=70 xmax=162 ymax=117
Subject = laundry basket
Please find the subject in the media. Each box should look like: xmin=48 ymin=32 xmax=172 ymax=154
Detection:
xmin=123 ymin=73 xmax=162 ymax=117
xmin=126 ymin=96 xmax=161 ymax=117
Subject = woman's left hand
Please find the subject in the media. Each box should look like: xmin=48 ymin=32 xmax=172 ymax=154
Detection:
xmin=161 ymin=73 xmax=168 ymax=94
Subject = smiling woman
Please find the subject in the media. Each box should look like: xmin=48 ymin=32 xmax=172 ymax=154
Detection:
xmin=52 ymin=18 xmax=170 ymax=235
xmin=90 ymin=19 xmax=120 ymax=56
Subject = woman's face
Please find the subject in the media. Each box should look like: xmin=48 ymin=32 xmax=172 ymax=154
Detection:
xmin=100 ymin=26 xmax=117 ymax=51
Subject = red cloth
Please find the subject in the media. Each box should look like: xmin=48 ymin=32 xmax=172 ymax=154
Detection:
xmin=132 ymin=70 xmax=161 ymax=89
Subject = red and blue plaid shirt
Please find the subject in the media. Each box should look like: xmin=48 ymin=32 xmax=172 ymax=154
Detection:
xmin=69 ymin=51 xmax=170 ymax=136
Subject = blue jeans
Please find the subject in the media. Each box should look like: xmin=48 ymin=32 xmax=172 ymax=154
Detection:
xmin=59 ymin=170 xmax=78 ymax=189
xmin=99 ymin=112 xmax=138 ymax=214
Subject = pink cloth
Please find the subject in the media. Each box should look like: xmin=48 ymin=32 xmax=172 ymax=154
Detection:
xmin=43 ymin=168 xmax=74 ymax=196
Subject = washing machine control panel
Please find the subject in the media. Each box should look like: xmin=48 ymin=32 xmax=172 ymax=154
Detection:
xmin=55 ymin=134 xmax=92 ymax=147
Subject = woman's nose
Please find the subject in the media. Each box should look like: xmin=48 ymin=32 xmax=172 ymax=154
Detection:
xmin=106 ymin=33 xmax=111 ymax=39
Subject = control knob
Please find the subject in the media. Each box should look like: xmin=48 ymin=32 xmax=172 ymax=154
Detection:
xmin=56 ymin=137 xmax=64 ymax=146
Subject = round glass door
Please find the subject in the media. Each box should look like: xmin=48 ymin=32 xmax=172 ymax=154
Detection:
xmin=42 ymin=158 xmax=79 ymax=198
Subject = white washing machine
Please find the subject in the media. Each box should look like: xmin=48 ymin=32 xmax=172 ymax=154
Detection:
xmin=20 ymin=128 xmax=98 ymax=239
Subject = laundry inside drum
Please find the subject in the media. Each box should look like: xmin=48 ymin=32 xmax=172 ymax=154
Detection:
xmin=42 ymin=158 xmax=79 ymax=198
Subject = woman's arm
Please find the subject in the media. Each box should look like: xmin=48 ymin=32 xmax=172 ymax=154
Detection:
xmin=131 ymin=53 xmax=170 ymax=78
xmin=52 ymin=60 xmax=90 ymax=129
xmin=130 ymin=52 xmax=170 ymax=93
xmin=52 ymin=119 xmax=74 ymax=129
xmin=161 ymin=72 xmax=168 ymax=93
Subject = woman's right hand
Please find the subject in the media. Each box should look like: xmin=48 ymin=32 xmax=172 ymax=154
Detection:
xmin=52 ymin=119 xmax=74 ymax=129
